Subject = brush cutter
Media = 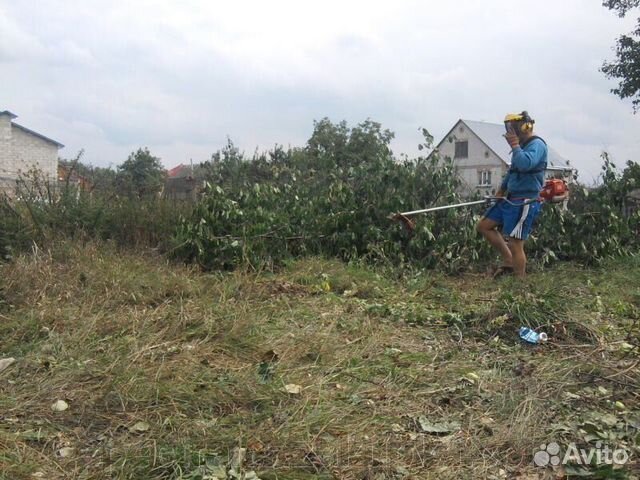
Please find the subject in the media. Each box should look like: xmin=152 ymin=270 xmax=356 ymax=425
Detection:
xmin=391 ymin=178 xmax=568 ymax=233
xmin=390 ymin=197 xmax=519 ymax=233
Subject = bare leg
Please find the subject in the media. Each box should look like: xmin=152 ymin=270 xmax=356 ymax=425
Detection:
xmin=508 ymin=238 xmax=526 ymax=278
xmin=477 ymin=218 xmax=512 ymax=267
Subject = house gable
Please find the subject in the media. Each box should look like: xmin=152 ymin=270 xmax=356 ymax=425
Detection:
xmin=429 ymin=119 xmax=507 ymax=194
xmin=429 ymin=120 xmax=508 ymax=165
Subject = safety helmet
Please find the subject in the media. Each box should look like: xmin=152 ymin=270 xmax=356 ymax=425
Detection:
xmin=504 ymin=111 xmax=535 ymax=134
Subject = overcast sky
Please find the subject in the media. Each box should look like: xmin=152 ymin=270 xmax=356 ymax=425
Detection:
xmin=2 ymin=0 xmax=639 ymax=181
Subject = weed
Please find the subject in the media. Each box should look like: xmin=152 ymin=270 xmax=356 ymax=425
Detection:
xmin=1 ymin=243 xmax=639 ymax=479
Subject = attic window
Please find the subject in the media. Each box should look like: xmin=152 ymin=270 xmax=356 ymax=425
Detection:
xmin=454 ymin=141 xmax=468 ymax=159
xmin=484 ymin=151 xmax=490 ymax=158
xmin=459 ymin=126 xmax=464 ymax=133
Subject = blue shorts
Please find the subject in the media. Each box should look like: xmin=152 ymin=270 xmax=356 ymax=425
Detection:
xmin=483 ymin=199 xmax=542 ymax=240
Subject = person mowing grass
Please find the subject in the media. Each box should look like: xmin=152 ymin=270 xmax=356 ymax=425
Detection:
xmin=477 ymin=111 xmax=547 ymax=278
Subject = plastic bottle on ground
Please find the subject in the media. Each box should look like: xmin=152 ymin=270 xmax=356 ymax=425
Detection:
xmin=519 ymin=327 xmax=548 ymax=344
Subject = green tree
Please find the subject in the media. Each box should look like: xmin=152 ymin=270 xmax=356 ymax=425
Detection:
xmin=306 ymin=118 xmax=394 ymax=169
xmin=601 ymin=0 xmax=640 ymax=111
xmin=620 ymin=159 xmax=640 ymax=193
xmin=117 ymin=148 xmax=166 ymax=198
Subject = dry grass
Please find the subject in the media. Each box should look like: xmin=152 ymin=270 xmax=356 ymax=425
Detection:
xmin=0 ymin=242 xmax=639 ymax=479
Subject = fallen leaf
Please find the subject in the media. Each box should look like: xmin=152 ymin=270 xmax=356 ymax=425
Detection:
xmin=51 ymin=400 xmax=69 ymax=412
xmin=56 ymin=447 xmax=74 ymax=458
xmin=283 ymin=384 xmax=302 ymax=394
xmin=595 ymin=412 xmax=618 ymax=427
xmin=395 ymin=466 xmax=410 ymax=477
xmin=202 ymin=454 xmax=227 ymax=478
xmin=466 ymin=372 xmax=480 ymax=382
xmin=385 ymin=347 xmax=403 ymax=355
xmin=128 ymin=421 xmax=150 ymax=433
xmin=479 ymin=416 xmax=495 ymax=426
xmin=583 ymin=433 xmax=602 ymax=443
xmin=391 ymin=423 xmax=404 ymax=433
xmin=416 ymin=416 xmax=461 ymax=434
xmin=230 ymin=447 xmax=246 ymax=470
xmin=619 ymin=342 xmax=635 ymax=352
xmin=247 ymin=439 xmax=264 ymax=452
xmin=563 ymin=391 xmax=582 ymax=400
xmin=0 ymin=357 xmax=15 ymax=373
xmin=208 ymin=466 xmax=227 ymax=478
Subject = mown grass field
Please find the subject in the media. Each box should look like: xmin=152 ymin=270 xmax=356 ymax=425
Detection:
xmin=1 ymin=243 xmax=639 ymax=479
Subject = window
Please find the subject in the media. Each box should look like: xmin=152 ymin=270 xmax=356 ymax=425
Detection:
xmin=478 ymin=169 xmax=492 ymax=186
xmin=454 ymin=141 xmax=468 ymax=158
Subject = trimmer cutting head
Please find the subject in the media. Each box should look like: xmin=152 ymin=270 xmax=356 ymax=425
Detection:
xmin=389 ymin=213 xmax=416 ymax=233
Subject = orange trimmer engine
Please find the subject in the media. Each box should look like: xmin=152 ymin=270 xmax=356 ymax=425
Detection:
xmin=540 ymin=178 xmax=569 ymax=203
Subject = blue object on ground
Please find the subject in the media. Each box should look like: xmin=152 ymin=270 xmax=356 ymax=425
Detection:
xmin=519 ymin=327 xmax=548 ymax=344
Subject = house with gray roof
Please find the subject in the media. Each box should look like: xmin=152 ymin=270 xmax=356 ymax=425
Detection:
xmin=0 ymin=110 xmax=64 ymax=192
xmin=428 ymin=119 xmax=574 ymax=196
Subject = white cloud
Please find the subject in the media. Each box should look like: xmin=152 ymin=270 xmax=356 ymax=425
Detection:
xmin=0 ymin=0 xmax=638 ymax=178
xmin=0 ymin=6 xmax=45 ymax=61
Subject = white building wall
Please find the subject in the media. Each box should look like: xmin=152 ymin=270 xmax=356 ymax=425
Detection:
xmin=0 ymin=114 xmax=12 ymax=186
xmin=0 ymin=113 xmax=59 ymax=190
xmin=435 ymin=120 xmax=506 ymax=196
xmin=10 ymin=126 xmax=59 ymax=180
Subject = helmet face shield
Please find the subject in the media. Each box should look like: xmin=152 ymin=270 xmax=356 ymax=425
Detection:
xmin=504 ymin=121 xmax=517 ymax=134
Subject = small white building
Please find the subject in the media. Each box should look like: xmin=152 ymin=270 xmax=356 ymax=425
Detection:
xmin=0 ymin=110 xmax=64 ymax=191
xmin=429 ymin=119 xmax=574 ymax=196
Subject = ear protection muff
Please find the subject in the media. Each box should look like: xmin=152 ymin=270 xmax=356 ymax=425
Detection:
xmin=519 ymin=111 xmax=534 ymax=133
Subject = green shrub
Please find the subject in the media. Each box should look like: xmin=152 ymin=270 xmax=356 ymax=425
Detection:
xmin=0 ymin=166 xmax=189 ymax=254
xmin=175 ymin=119 xmax=486 ymax=271
xmin=176 ymin=119 xmax=640 ymax=271
xmin=2 ymin=120 xmax=638 ymax=273
xmin=533 ymin=156 xmax=640 ymax=264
